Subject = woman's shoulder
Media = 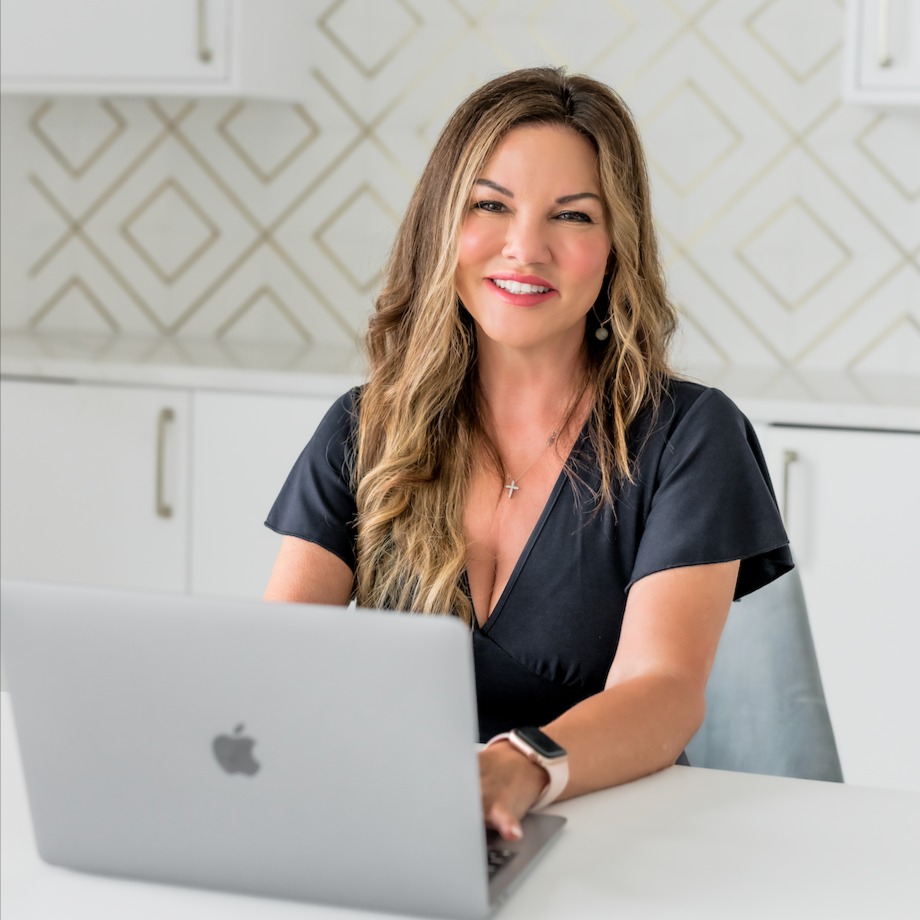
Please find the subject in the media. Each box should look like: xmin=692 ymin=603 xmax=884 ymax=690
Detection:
xmin=324 ymin=384 xmax=365 ymax=423
xmin=661 ymin=375 xmax=728 ymax=409
xmin=621 ymin=377 xmax=751 ymax=461
xmin=305 ymin=385 xmax=365 ymax=452
xmin=654 ymin=376 xmax=746 ymax=431
xmin=339 ymin=384 xmax=365 ymax=410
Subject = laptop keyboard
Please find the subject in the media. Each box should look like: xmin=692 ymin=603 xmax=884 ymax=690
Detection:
xmin=485 ymin=829 xmax=518 ymax=879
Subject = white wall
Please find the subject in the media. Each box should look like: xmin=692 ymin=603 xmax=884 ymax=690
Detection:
xmin=1 ymin=0 xmax=918 ymax=374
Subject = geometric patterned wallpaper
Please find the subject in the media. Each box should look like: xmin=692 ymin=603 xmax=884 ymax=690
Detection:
xmin=1 ymin=0 xmax=918 ymax=375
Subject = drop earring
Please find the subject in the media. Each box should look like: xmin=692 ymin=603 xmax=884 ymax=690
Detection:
xmin=594 ymin=261 xmax=614 ymax=342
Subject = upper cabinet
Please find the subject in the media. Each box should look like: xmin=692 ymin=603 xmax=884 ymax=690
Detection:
xmin=843 ymin=0 xmax=920 ymax=106
xmin=0 ymin=0 xmax=311 ymax=101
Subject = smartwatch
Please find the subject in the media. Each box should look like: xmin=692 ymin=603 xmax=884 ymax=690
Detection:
xmin=485 ymin=726 xmax=569 ymax=809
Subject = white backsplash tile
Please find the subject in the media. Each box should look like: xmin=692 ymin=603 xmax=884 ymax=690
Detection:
xmin=0 ymin=0 xmax=917 ymax=374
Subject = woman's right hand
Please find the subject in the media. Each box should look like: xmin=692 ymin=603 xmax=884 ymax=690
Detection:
xmin=478 ymin=740 xmax=549 ymax=841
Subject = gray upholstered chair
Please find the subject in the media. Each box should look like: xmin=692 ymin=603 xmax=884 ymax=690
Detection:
xmin=685 ymin=567 xmax=844 ymax=782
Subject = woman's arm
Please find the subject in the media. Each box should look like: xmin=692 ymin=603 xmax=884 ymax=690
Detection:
xmin=264 ymin=535 xmax=354 ymax=605
xmin=480 ymin=559 xmax=739 ymax=840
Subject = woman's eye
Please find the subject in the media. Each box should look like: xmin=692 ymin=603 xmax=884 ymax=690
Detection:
xmin=557 ymin=210 xmax=593 ymax=223
xmin=472 ymin=200 xmax=506 ymax=213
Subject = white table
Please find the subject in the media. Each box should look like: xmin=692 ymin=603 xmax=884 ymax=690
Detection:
xmin=2 ymin=693 xmax=918 ymax=920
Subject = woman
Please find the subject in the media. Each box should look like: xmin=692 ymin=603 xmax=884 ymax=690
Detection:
xmin=265 ymin=67 xmax=792 ymax=842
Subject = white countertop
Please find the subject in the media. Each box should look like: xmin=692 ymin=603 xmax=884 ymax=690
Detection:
xmin=2 ymin=331 xmax=918 ymax=430
xmin=0 ymin=331 xmax=366 ymax=398
xmin=685 ymin=363 xmax=920 ymax=431
xmin=3 ymin=692 xmax=919 ymax=920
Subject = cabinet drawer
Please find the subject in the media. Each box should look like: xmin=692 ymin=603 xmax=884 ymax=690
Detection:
xmin=0 ymin=378 xmax=189 ymax=592
xmin=190 ymin=390 xmax=335 ymax=599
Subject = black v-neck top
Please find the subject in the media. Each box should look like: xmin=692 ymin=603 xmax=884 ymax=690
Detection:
xmin=266 ymin=380 xmax=793 ymax=742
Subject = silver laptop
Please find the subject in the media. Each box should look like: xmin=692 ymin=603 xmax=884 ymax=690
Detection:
xmin=0 ymin=580 xmax=565 ymax=919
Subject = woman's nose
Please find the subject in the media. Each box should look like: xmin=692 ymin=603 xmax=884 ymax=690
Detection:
xmin=501 ymin=217 xmax=551 ymax=264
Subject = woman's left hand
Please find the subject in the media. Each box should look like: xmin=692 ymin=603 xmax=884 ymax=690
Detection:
xmin=478 ymin=741 xmax=550 ymax=841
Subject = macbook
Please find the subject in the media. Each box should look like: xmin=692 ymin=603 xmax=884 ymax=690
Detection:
xmin=0 ymin=580 xmax=565 ymax=919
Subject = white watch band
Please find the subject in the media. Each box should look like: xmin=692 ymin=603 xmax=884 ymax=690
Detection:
xmin=485 ymin=730 xmax=569 ymax=810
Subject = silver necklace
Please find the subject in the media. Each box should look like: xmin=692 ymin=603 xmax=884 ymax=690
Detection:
xmin=492 ymin=380 xmax=590 ymax=499
xmin=504 ymin=431 xmax=559 ymax=499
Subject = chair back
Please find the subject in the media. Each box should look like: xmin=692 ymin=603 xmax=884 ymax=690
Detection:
xmin=686 ymin=568 xmax=843 ymax=782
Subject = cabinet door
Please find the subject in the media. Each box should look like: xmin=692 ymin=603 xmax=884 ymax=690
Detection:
xmin=0 ymin=0 xmax=230 ymax=87
xmin=0 ymin=379 xmax=189 ymax=592
xmin=190 ymin=390 xmax=336 ymax=599
xmin=761 ymin=424 xmax=920 ymax=791
xmin=844 ymin=0 xmax=920 ymax=104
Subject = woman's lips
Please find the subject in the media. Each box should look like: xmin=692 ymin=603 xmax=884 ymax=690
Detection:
xmin=486 ymin=274 xmax=557 ymax=306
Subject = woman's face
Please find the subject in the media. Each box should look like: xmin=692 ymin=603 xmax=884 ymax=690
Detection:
xmin=455 ymin=123 xmax=611 ymax=357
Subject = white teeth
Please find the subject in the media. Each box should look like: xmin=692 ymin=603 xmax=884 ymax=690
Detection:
xmin=491 ymin=278 xmax=551 ymax=295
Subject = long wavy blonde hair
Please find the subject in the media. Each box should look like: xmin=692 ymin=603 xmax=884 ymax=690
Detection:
xmin=354 ymin=67 xmax=677 ymax=622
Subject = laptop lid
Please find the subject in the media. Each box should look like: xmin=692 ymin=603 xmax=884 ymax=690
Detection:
xmin=0 ymin=580 xmax=563 ymax=920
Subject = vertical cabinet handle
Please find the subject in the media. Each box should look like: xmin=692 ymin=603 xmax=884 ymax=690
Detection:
xmin=878 ymin=0 xmax=893 ymax=67
xmin=197 ymin=0 xmax=213 ymax=63
xmin=781 ymin=449 xmax=798 ymax=525
xmin=156 ymin=408 xmax=175 ymax=519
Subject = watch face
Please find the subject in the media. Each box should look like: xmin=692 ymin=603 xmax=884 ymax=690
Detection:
xmin=514 ymin=726 xmax=566 ymax=759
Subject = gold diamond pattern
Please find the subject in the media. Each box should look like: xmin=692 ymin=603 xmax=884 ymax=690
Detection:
xmin=30 ymin=99 xmax=126 ymax=178
xmin=319 ymin=0 xmax=422 ymax=78
xmin=30 ymin=277 xmax=119 ymax=332
xmin=746 ymin=0 xmax=842 ymax=82
xmin=850 ymin=314 xmax=920 ymax=372
xmin=643 ymin=81 xmax=743 ymax=195
xmin=121 ymin=178 xmax=220 ymax=284
xmin=527 ymin=0 xmax=637 ymax=71
xmin=217 ymin=286 xmax=313 ymax=344
xmin=217 ymin=103 xmax=321 ymax=183
xmin=314 ymin=183 xmax=400 ymax=293
xmin=737 ymin=197 xmax=851 ymax=312
xmin=0 ymin=1 xmax=916 ymax=373
xmin=857 ymin=114 xmax=920 ymax=200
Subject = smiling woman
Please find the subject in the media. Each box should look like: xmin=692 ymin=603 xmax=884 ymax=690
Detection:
xmin=263 ymin=67 xmax=793 ymax=843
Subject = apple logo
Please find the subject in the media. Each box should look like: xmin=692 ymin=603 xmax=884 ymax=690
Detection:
xmin=212 ymin=723 xmax=261 ymax=776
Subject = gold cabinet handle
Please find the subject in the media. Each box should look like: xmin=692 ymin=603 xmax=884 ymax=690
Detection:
xmin=781 ymin=449 xmax=799 ymax=524
xmin=878 ymin=0 xmax=893 ymax=67
xmin=197 ymin=0 xmax=213 ymax=63
xmin=156 ymin=408 xmax=175 ymax=519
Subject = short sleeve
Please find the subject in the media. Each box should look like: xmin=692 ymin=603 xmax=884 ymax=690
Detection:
xmin=264 ymin=388 xmax=360 ymax=572
xmin=628 ymin=387 xmax=793 ymax=599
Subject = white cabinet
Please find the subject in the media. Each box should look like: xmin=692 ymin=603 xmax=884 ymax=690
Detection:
xmin=190 ymin=390 xmax=333 ymax=600
xmin=844 ymin=0 xmax=920 ymax=105
xmin=757 ymin=422 xmax=920 ymax=791
xmin=0 ymin=378 xmax=189 ymax=592
xmin=0 ymin=0 xmax=311 ymax=101
xmin=0 ymin=376 xmax=336 ymax=600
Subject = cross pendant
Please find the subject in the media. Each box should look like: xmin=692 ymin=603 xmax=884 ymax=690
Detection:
xmin=504 ymin=480 xmax=520 ymax=499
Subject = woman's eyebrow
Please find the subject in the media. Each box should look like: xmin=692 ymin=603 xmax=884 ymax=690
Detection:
xmin=474 ymin=180 xmax=601 ymax=206
xmin=556 ymin=192 xmax=602 ymax=205
xmin=475 ymin=178 xmax=513 ymax=196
